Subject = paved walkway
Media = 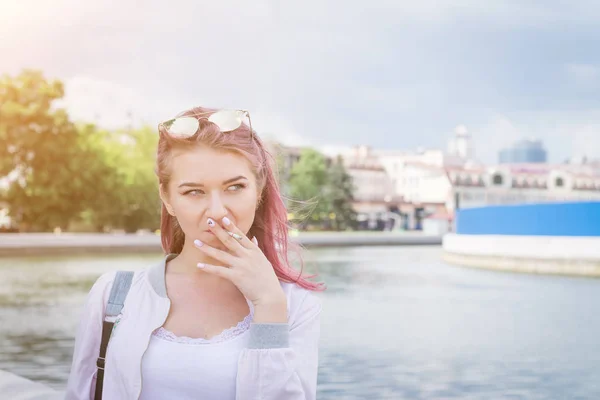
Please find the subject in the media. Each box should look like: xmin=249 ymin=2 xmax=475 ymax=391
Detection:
xmin=0 ymin=370 xmax=63 ymax=399
xmin=0 ymin=231 xmax=442 ymax=256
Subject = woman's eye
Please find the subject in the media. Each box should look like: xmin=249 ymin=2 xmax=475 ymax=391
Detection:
xmin=228 ymin=184 xmax=245 ymax=192
xmin=184 ymin=190 xmax=204 ymax=196
xmin=183 ymin=185 xmax=244 ymax=195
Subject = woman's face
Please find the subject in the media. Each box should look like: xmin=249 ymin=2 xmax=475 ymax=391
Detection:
xmin=161 ymin=145 xmax=259 ymax=248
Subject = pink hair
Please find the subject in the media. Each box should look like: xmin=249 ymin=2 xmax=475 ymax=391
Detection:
xmin=156 ymin=106 xmax=324 ymax=292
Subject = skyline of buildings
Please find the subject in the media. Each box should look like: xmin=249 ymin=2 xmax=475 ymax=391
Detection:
xmin=3 ymin=124 xmax=600 ymax=232
xmin=277 ymin=124 xmax=600 ymax=231
xmin=499 ymin=139 xmax=548 ymax=164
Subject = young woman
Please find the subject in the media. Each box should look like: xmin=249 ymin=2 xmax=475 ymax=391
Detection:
xmin=65 ymin=106 xmax=325 ymax=399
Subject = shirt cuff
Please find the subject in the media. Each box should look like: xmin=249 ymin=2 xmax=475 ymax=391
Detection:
xmin=247 ymin=323 xmax=290 ymax=349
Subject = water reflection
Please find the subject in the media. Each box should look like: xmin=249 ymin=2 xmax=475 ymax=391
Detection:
xmin=0 ymin=334 xmax=72 ymax=386
xmin=1 ymin=247 xmax=600 ymax=398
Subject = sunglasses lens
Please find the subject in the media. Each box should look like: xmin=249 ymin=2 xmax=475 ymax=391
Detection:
xmin=165 ymin=117 xmax=199 ymax=137
xmin=208 ymin=110 xmax=245 ymax=132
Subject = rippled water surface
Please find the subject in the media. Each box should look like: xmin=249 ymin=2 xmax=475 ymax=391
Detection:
xmin=1 ymin=246 xmax=600 ymax=399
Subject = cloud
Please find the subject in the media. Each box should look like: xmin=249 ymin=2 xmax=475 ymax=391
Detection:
xmin=565 ymin=63 xmax=600 ymax=90
xmin=471 ymin=115 xmax=523 ymax=164
xmin=56 ymin=76 xmax=158 ymax=129
xmin=546 ymin=113 xmax=600 ymax=161
xmin=472 ymin=109 xmax=600 ymax=164
xmin=4 ymin=0 xmax=600 ymax=164
xmin=248 ymin=109 xmax=310 ymax=147
xmin=57 ymin=75 xmax=315 ymax=147
xmin=568 ymin=123 xmax=600 ymax=160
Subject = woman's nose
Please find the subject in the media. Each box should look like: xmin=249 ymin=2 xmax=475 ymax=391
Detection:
xmin=206 ymin=192 xmax=227 ymax=221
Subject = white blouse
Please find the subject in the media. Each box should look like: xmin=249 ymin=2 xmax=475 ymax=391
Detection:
xmin=138 ymin=313 xmax=253 ymax=400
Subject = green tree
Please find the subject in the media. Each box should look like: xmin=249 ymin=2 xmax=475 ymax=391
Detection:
xmin=0 ymin=70 xmax=97 ymax=231
xmin=117 ymin=126 xmax=161 ymax=233
xmin=326 ymin=156 xmax=356 ymax=230
xmin=0 ymin=70 xmax=161 ymax=232
xmin=73 ymin=124 xmax=130 ymax=231
xmin=287 ymin=148 xmax=330 ymax=229
xmin=268 ymin=140 xmax=294 ymax=201
xmin=76 ymin=125 xmax=160 ymax=233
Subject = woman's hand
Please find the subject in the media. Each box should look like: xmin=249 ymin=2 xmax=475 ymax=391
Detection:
xmin=193 ymin=217 xmax=287 ymax=322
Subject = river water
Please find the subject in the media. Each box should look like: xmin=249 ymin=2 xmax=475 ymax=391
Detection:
xmin=1 ymin=246 xmax=599 ymax=399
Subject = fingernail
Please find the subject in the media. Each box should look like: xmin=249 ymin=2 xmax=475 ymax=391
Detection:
xmin=197 ymin=263 xmax=205 ymax=269
xmin=222 ymin=217 xmax=231 ymax=226
xmin=207 ymin=218 xmax=215 ymax=227
xmin=252 ymin=236 xmax=258 ymax=245
xmin=194 ymin=239 xmax=203 ymax=247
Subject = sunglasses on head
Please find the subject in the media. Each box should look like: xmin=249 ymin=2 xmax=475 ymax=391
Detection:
xmin=159 ymin=109 xmax=253 ymax=142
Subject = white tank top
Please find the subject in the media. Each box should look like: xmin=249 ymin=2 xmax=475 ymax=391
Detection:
xmin=138 ymin=314 xmax=252 ymax=400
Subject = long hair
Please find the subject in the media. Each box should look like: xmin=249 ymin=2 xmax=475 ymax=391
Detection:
xmin=156 ymin=106 xmax=324 ymax=291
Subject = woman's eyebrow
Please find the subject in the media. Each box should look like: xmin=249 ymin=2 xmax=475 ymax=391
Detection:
xmin=178 ymin=176 xmax=248 ymax=188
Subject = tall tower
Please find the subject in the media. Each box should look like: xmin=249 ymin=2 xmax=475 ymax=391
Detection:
xmin=449 ymin=124 xmax=474 ymax=160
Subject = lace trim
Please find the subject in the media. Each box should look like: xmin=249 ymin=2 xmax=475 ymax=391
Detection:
xmin=153 ymin=313 xmax=253 ymax=344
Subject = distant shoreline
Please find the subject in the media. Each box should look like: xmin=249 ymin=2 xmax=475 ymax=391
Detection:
xmin=443 ymin=233 xmax=600 ymax=278
xmin=0 ymin=231 xmax=442 ymax=257
xmin=445 ymin=203 xmax=600 ymax=278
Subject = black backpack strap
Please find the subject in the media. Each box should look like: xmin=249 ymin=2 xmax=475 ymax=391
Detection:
xmin=95 ymin=271 xmax=134 ymax=400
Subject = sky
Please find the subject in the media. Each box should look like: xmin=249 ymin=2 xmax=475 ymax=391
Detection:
xmin=2 ymin=0 xmax=600 ymax=164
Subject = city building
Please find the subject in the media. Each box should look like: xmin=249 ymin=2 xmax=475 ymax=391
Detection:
xmin=342 ymin=146 xmax=456 ymax=230
xmin=396 ymin=161 xmax=600 ymax=233
xmin=499 ymin=139 xmax=547 ymax=164
xmin=272 ymin=127 xmax=600 ymax=233
xmin=448 ymin=163 xmax=600 ymax=212
xmin=343 ymin=146 xmax=395 ymax=205
xmin=342 ymin=126 xmax=476 ymax=231
xmin=342 ymin=146 xmax=399 ymax=230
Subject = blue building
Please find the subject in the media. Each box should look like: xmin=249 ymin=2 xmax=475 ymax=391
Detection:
xmin=499 ymin=139 xmax=547 ymax=164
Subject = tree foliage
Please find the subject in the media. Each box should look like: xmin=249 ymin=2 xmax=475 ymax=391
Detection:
xmin=287 ymin=149 xmax=356 ymax=230
xmin=327 ymin=156 xmax=357 ymax=230
xmin=0 ymin=70 xmax=91 ymax=230
xmin=0 ymin=70 xmax=355 ymax=233
xmin=0 ymin=70 xmax=160 ymax=232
